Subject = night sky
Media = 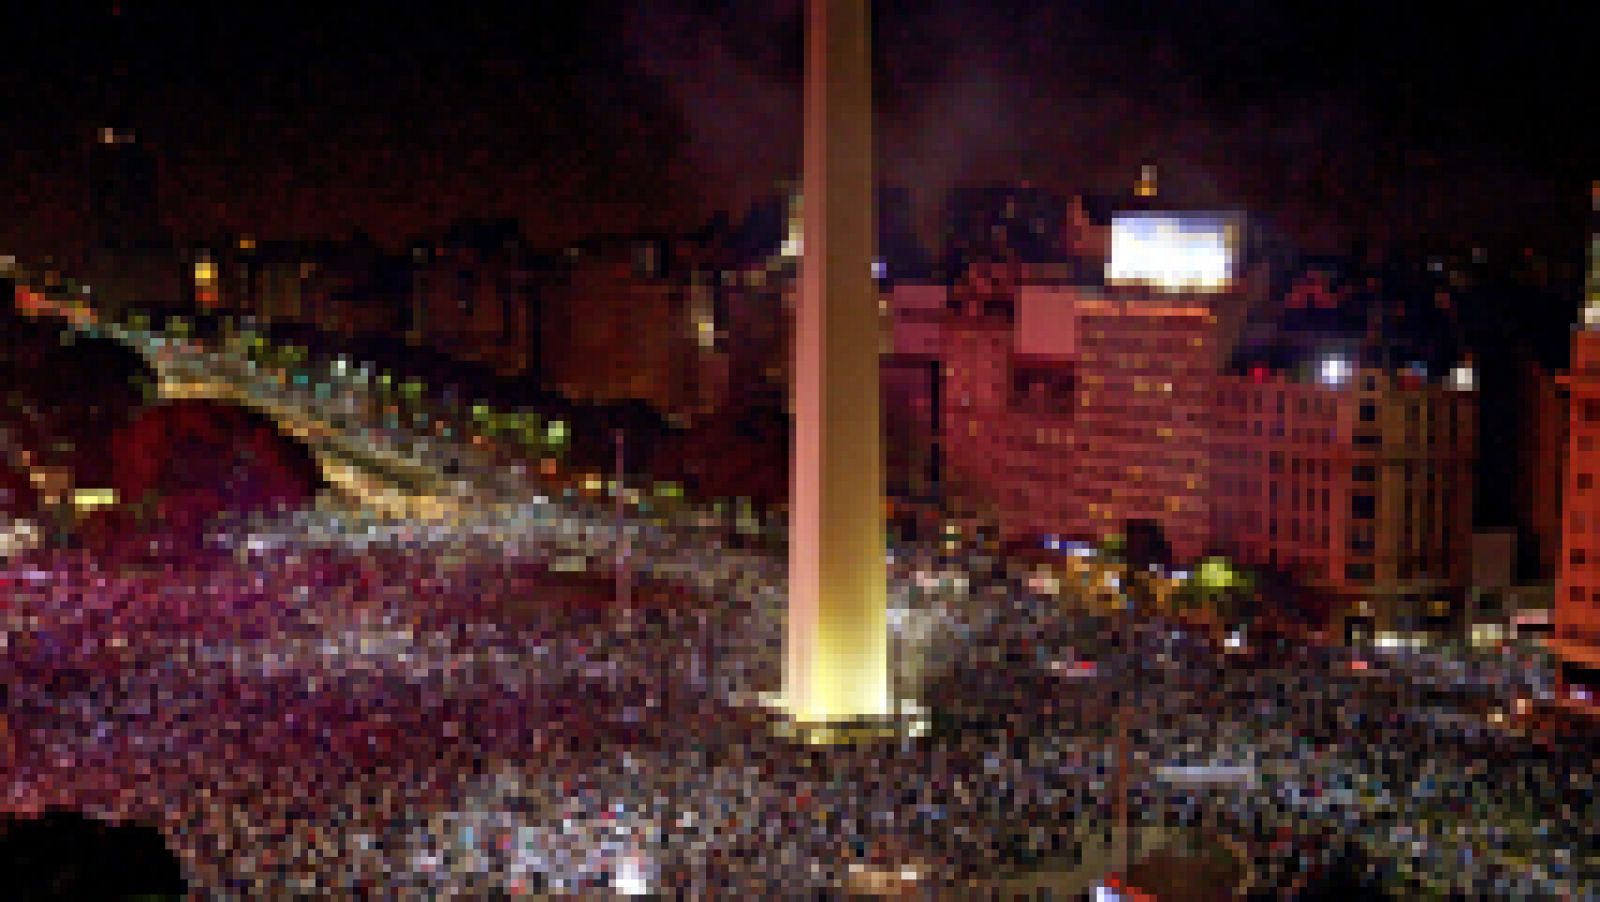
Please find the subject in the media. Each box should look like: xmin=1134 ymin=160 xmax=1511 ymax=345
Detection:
xmin=1 ymin=1 xmax=1592 ymax=265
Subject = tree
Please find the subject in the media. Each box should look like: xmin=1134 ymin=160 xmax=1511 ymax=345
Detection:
xmin=0 ymin=809 xmax=186 ymax=898
xmin=1178 ymin=556 xmax=1258 ymax=632
xmin=1121 ymin=518 xmax=1173 ymax=612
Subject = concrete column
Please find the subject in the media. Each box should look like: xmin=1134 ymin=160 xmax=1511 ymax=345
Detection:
xmin=785 ymin=0 xmax=889 ymax=723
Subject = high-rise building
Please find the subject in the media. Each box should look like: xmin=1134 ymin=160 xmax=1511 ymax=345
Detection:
xmin=939 ymin=280 xmax=1219 ymax=558
xmin=1553 ymin=182 xmax=1600 ymax=710
xmin=938 ymin=199 xmax=1247 ymax=560
xmin=1518 ymin=352 xmax=1568 ymax=580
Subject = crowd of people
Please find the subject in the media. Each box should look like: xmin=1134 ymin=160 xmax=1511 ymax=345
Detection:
xmin=1 ymin=480 xmax=1596 ymax=898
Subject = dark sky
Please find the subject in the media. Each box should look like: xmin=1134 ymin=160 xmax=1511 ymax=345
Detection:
xmin=1 ymin=1 xmax=1592 ymax=264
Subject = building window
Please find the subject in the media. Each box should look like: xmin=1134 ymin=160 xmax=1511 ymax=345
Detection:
xmin=1352 ymin=494 xmax=1376 ymax=519
xmin=1359 ymin=403 xmax=1377 ymax=423
xmin=1580 ymin=473 xmax=1595 ymax=491
xmin=1354 ymin=432 xmax=1381 ymax=447
xmin=1349 ymin=527 xmax=1375 ymax=553
xmin=1353 ymin=464 xmax=1376 ymax=482
xmin=1586 ymin=399 xmax=1600 ymax=423
xmin=1345 ymin=563 xmax=1374 ymax=582
xmin=1573 ymin=548 xmax=1589 ymax=566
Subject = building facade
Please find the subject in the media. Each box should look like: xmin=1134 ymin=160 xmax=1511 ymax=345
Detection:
xmin=407 ymin=220 xmax=540 ymax=376
xmin=1518 ymin=354 xmax=1568 ymax=580
xmin=539 ymin=238 xmax=729 ymax=424
xmin=1555 ymin=330 xmax=1600 ymax=707
xmin=1552 ymin=181 xmax=1600 ymax=709
xmin=1211 ymin=366 xmax=1476 ymax=639
xmin=938 ymin=277 xmax=1223 ymax=561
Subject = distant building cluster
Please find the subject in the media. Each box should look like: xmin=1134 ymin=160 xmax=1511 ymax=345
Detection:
xmin=895 ymin=185 xmax=1478 ymax=638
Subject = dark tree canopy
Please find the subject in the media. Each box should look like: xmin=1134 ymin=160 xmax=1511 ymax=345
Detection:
xmin=0 ymin=808 xmax=187 ymax=898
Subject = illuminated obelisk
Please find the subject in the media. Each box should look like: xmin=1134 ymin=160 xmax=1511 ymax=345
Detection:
xmin=785 ymin=0 xmax=889 ymax=726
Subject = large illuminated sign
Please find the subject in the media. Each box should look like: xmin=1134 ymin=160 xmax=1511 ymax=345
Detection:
xmin=1107 ymin=212 xmax=1240 ymax=293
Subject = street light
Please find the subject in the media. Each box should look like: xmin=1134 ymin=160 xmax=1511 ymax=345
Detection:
xmin=614 ymin=429 xmax=632 ymax=617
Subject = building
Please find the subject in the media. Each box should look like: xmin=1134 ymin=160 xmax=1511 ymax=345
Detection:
xmin=1518 ymin=351 xmax=1568 ymax=580
xmin=407 ymin=219 xmax=542 ymax=376
xmin=883 ymin=282 xmax=948 ymax=509
xmin=937 ymin=191 xmax=1250 ymax=560
xmin=929 ymin=186 xmax=1482 ymax=635
xmin=1555 ymin=330 xmax=1600 ymax=707
xmin=939 ymin=280 xmax=1220 ymax=559
xmin=539 ymin=236 xmax=729 ymax=425
xmin=1214 ymin=257 xmax=1477 ymax=639
xmin=1211 ymin=364 xmax=1476 ymax=640
xmin=1552 ymin=181 xmax=1600 ymax=710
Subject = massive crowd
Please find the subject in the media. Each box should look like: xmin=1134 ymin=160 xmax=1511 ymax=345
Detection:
xmin=3 ymin=490 xmax=1595 ymax=898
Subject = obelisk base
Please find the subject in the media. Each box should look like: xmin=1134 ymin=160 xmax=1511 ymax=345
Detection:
xmin=756 ymin=692 xmax=930 ymax=746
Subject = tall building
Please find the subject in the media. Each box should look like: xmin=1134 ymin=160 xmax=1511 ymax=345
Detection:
xmin=939 ymin=280 xmax=1219 ymax=558
xmin=938 ymin=198 xmax=1247 ymax=560
xmin=1518 ymin=352 xmax=1568 ymax=580
xmin=1553 ymin=181 xmax=1600 ymax=709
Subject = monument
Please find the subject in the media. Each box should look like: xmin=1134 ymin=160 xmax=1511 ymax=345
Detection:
xmin=783 ymin=0 xmax=891 ymax=730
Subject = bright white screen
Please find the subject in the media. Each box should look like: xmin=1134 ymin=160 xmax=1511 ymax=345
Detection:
xmin=1107 ymin=213 xmax=1237 ymax=292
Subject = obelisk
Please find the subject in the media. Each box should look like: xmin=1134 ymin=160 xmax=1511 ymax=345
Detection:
xmin=786 ymin=0 xmax=889 ymax=725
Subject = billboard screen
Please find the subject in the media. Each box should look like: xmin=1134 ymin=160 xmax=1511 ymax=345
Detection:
xmin=1107 ymin=212 xmax=1240 ymax=293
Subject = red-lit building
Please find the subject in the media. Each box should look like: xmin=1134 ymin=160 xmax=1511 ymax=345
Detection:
xmin=1211 ymin=365 xmax=1476 ymax=638
xmin=927 ymin=196 xmax=1481 ymax=634
xmin=1552 ymin=182 xmax=1600 ymax=709
xmin=938 ymin=270 xmax=1223 ymax=560
xmin=1555 ymin=331 xmax=1600 ymax=707
xmin=1518 ymin=353 xmax=1568 ymax=580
